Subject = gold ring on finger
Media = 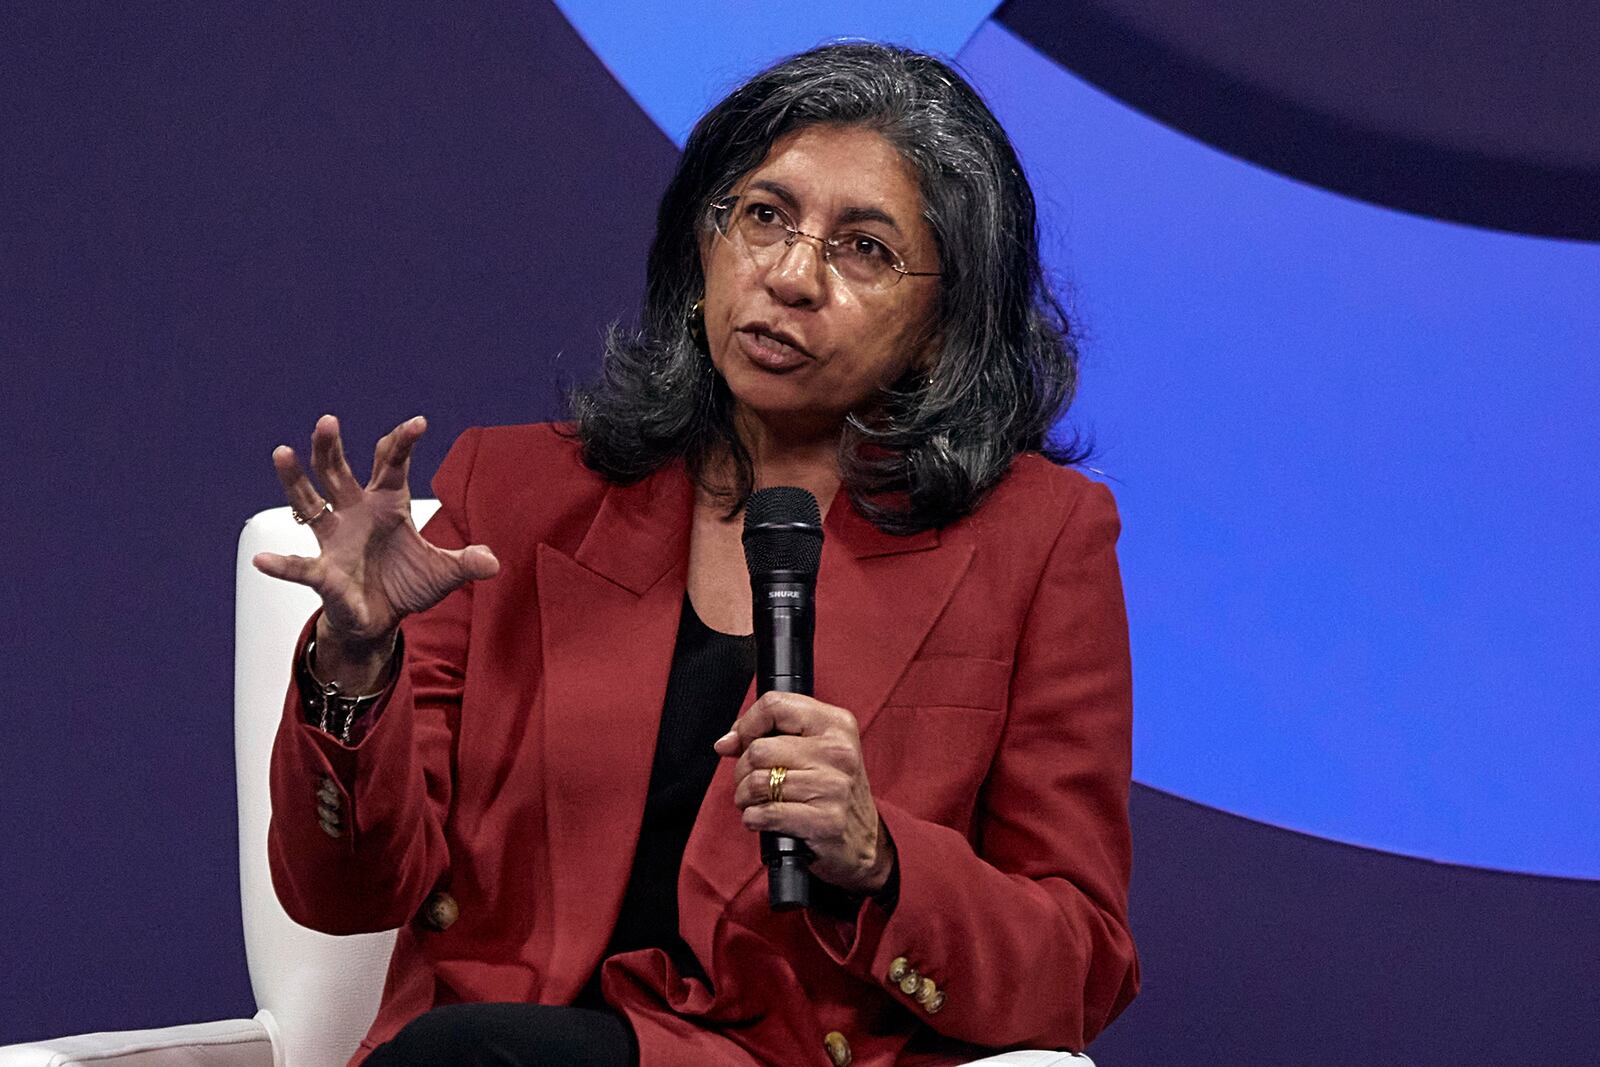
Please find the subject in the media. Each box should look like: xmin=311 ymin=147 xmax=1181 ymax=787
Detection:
xmin=293 ymin=502 xmax=333 ymax=525
xmin=767 ymin=765 xmax=787 ymax=805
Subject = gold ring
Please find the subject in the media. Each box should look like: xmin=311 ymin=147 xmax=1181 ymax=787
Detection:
xmin=767 ymin=765 xmax=787 ymax=804
xmin=293 ymin=502 xmax=333 ymax=525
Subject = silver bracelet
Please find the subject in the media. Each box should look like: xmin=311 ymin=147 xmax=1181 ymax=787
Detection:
xmin=302 ymin=636 xmax=396 ymax=744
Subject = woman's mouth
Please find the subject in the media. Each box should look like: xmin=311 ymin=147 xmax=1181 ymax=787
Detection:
xmin=736 ymin=327 xmax=812 ymax=372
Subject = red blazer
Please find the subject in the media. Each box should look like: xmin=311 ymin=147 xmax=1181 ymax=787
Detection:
xmin=267 ymin=423 xmax=1138 ymax=1066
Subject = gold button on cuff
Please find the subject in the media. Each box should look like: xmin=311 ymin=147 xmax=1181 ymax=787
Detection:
xmin=823 ymin=1030 xmax=852 ymax=1067
xmin=915 ymin=976 xmax=938 ymax=1005
xmin=898 ymin=971 xmax=921 ymax=996
xmin=421 ymin=890 xmax=459 ymax=931
xmin=925 ymin=991 xmax=946 ymax=1015
xmin=887 ymin=956 xmax=911 ymax=983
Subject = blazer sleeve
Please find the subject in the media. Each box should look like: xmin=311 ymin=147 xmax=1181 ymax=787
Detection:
xmin=806 ymin=479 xmax=1139 ymax=1050
xmin=266 ymin=427 xmax=485 ymax=935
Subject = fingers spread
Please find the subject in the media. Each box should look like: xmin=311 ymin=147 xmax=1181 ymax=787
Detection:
xmin=273 ymin=446 xmax=330 ymax=523
xmin=308 ymin=414 xmax=363 ymax=506
xmin=252 ymin=551 xmax=325 ymax=589
xmin=370 ymin=415 xmax=426 ymax=492
xmin=450 ymin=543 xmax=501 ymax=582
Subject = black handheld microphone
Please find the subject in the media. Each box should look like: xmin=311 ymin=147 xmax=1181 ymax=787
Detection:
xmin=741 ymin=486 xmax=824 ymax=911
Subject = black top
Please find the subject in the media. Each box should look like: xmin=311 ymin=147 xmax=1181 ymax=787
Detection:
xmin=576 ymin=593 xmax=755 ymax=1004
xmin=573 ymin=590 xmax=899 ymax=1009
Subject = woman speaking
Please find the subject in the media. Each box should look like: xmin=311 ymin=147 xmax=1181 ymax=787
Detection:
xmin=254 ymin=41 xmax=1138 ymax=1067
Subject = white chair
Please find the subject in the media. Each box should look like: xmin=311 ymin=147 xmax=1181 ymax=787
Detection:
xmin=0 ymin=504 xmax=1091 ymax=1067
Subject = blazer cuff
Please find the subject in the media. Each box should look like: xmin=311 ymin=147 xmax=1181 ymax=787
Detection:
xmin=276 ymin=612 xmax=425 ymax=841
xmin=804 ymin=801 xmax=918 ymax=961
xmin=802 ymin=798 xmax=983 ymax=1022
xmin=292 ymin=609 xmax=403 ymax=747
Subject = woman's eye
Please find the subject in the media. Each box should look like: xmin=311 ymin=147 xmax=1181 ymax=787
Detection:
xmin=843 ymin=234 xmax=893 ymax=263
xmin=748 ymin=203 xmax=783 ymax=227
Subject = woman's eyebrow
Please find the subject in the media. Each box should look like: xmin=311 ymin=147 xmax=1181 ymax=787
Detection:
xmin=748 ymin=179 xmax=801 ymax=212
xmin=748 ymin=179 xmax=903 ymax=235
xmin=837 ymin=204 xmax=901 ymax=234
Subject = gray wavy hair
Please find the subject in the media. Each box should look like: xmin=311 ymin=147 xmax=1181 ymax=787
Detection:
xmin=568 ymin=41 xmax=1087 ymax=533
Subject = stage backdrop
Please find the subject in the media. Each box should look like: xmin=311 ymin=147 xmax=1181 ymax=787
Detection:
xmin=3 ymin=2 xmax=1596 ymax=1063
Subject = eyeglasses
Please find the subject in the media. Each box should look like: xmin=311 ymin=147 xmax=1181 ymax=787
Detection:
xmin=708 ymin=195 xmax=940 ymax=292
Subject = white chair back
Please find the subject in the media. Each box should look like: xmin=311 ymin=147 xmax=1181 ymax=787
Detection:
xmin=233 ymin=502 xmax=439 ymax=1067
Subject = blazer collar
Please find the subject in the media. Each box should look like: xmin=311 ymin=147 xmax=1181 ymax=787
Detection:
xmin=573 ymin=463 xmax=940 ymax=582
xmin=571 ymin=460 xmax=695 ymax=594
xmin=823 ymin=490 xmax=940 ymax=559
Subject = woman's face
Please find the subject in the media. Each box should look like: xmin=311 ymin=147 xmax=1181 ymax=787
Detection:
xmin=700 ymin=124 xmax=942 ymax=444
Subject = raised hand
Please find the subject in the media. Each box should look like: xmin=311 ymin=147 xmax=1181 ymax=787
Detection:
xmin=253 ymin=414 xmax=500 ymax=685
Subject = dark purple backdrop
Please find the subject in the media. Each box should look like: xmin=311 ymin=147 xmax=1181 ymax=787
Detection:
xmin=2 ymin=0 xmax=674 ymax=1038
xmin=3 ymin=2 xmax=1595 ymax=1062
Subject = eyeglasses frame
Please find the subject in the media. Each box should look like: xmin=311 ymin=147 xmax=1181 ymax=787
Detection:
xmin=707 ymin=195 xmax=941 ymax=290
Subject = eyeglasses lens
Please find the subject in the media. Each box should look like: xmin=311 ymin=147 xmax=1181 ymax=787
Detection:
xmin=712 ymin=200 xmax=901 ymax=291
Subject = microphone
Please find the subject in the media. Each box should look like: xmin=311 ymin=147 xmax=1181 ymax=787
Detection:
xmin=742 ymin=486 xmax=824 ymax=911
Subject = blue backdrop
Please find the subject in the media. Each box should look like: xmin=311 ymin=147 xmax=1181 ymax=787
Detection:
xmin=556 ymin=0 xmax=1600 ymax=882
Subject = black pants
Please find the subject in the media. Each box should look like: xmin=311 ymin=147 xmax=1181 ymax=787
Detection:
xmin=364 ymin=1003 xmax=639 ymax=1067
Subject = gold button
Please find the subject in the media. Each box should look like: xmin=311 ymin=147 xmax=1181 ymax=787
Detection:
xmin=915 ymin=976 xmax=938 ymax=1005
xmin=823 ymin=1030 xmax=852 ymax=1067
xmin=887 ymin=956 xmax=911 ymax=983
xmin=925 ymin=991 xmax=946 ymax=1015
xmin=420 ymin=891 xmax=459 ymax=931
xmin=898 ymin=971 xmax=921 ymax=996
xmin=318 ymin=816 xmax=341 ymax=838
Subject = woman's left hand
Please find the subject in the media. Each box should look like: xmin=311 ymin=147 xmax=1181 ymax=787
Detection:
xmin=714 ymin=691 xmax=895 ymax=895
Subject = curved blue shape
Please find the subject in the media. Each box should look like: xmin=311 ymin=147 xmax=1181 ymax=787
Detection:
xmin=958 ymin=22 xmax=1600 ymax=878
xmin=550 ymin=0 xmax=997 ymax=145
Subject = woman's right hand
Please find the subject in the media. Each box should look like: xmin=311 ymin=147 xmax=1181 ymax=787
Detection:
xmin=252 ymin=414 xmax=500 ymax=686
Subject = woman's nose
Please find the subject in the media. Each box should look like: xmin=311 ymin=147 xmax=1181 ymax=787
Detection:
xmin=763 ymin=233 xmax=828 ymax=306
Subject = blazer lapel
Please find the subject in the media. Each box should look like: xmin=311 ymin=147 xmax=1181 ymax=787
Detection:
xmin=537 ymin=464 xmax=692 ymax=997
xmin=812 ymin=502 xmax=974 ymax=742
xmin=681 ymin=496 xmax=975 ymax=921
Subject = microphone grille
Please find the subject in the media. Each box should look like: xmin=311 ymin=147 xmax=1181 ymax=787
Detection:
xmin=742 ymin=487 xmax=824 ymax=576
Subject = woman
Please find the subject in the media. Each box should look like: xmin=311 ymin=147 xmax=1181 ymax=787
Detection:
xmin=255 ymin=42 xmax=1138 ymax=1067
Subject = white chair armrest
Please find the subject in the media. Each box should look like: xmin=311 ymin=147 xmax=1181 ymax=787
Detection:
xmin=960 ymin=1053 xmax=1096 ymax=1066
xmin=0 ymin=1018 xmax=272 ymax=1067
